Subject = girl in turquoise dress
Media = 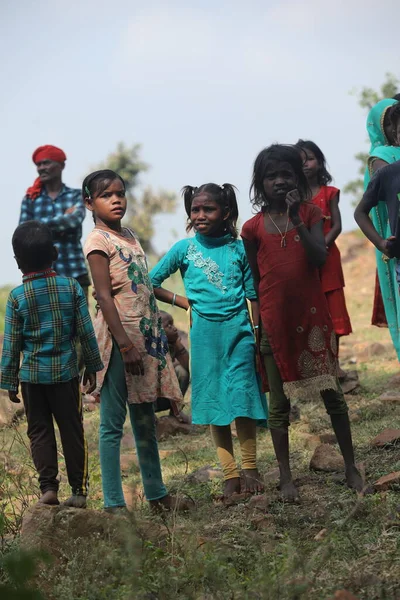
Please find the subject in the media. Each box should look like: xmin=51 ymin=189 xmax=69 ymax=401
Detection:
xmin=150 ymin=183 xmax=268 ymax=498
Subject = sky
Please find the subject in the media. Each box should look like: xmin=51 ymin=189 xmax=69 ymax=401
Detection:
xmin=0 ymin=0 xmax=398 ymax=285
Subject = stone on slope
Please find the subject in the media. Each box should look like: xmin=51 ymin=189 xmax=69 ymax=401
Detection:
xmin=309 ymin=444 xmax=344 ymax=472
xmin=370 ymin=428 xmax=400 ymax=447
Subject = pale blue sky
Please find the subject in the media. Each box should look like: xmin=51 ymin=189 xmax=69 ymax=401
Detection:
xmin=0 ymin=0 xmax=397 ymax=284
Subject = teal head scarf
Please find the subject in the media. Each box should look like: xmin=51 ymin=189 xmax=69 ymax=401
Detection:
xmin=364 ymin=99 xmax=400 ymax=188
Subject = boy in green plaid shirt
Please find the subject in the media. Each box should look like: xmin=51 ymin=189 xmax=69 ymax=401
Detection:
xmin=0 ymin=221 xmax=103 ymax=508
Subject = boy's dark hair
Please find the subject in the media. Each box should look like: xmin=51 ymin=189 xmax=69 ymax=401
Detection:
xmin=295 ymin=139 xmax=333 ymax=186
xmin=82 ymin=170 xmax=125 ymax=200
xmin=392 ymin=94 xmax=400 ymax=101
xmin=182 ymin=183 xmax=239 ymax=238
xmin=390 ymin=102 xmax=400 ymax=128
xmin=250 ymin=145 xmax=311 ymax=210
xmin=12 ymin=221 xmax=54 ymax=272
xmin=159 ymin=310 xmax=172 ymax=322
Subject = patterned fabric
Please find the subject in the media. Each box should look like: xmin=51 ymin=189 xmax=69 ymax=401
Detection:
xmin=19 ymin=185 xmax=88 ymax=279
xmin=150 ymin=233 xmax=267 ymax=426
xmin=0 ymin=271 xmax=103 ymax=391
xmin=150 ymin=234 xmax=257 ymax=321
xmin=84 ymin=228 xmax=182 ymax=406
xmin=241 ymin=203 xmax=339 ymax=400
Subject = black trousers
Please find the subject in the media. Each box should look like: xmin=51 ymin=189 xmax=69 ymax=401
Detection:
xmin=21 ymin=378 xmax=88 ymax=496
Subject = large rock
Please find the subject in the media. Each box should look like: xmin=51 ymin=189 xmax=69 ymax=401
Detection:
xmin=374 ymin=471 xmax=400 ymax=491
xmin=186 ymin=465 xmax=223 ymax=484
xmin=377 ymin=390 xmax=400 ymax=405
xmin=0 ymin=391 xmax=25 ymax=427
xmin=319 ymin=432 xmax=337 ymax=445
xmin=370 ymin=428 xmax=400 ymax=447
xmin=21 ymin=504 xmax=138 ymax=559
xmin=309 ymin=444 xmax=344 ymax=472
xmin=340 ymin=371 xmax=359 ymax=394
xmin=156 ymin=415 xmax=191 ymax=441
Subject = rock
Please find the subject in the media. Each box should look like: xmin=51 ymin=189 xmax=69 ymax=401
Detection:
xmin=120 ymin=452 xmax=139 ymax=473
xmin=388 ymin=373 xmax=400 ymax=387
xmin=349 ymin=409 xmax=362 ymax=423
xmin=370 ymin=428 xmax=400 ymax=447
xmin=314 ymin=527 xmax=328 ymax=541
xmin=296 ymin=432 xmax=321 ymax=450
xmin=331 ymin=591 xmax=359 ymax=600
xmin=263 ymin=468 xmax=280 ymax=484
xmin=186 ymin=465 xmax=223 ymax=484
xmin=378 ymin=390 xmax=400 ymax=404
xmin=250 ymin=514 xmax=274 ymax=531
xmin=319 ymin=433 xmax=337 ymax=445
xmin=289 ymin=405 xmax=301 ymax=423
xmin=21 ymin=504 xmax=138 ymax=559
xmin=158 ymin=450 xmax=175 ymax=460
xmin=309 ymin=444 xmax=344 ymax=472
xmin=156 ymin=416 xmax=191 ymax=441
xmin=340 ymin=371 xmax=359 ymax=394
xmin=247 ymin=494 xmax=270 ymax=511
xmin=348 ymin=357 xmax=357 ymax=365
xmin=356 ymin=342 xmax=387 ymax=361
xmin=374 ymin=471 xmax=400 ymax=491
xmin=0 ymin=391 xmax=25 ymax=427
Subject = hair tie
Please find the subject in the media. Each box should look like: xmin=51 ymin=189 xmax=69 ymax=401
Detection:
xmin=84 ymin=185 xmax=91 ymax=199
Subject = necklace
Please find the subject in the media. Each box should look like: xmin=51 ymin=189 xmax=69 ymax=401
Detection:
xmin=267 ymin=210 xmax=290 ymax=248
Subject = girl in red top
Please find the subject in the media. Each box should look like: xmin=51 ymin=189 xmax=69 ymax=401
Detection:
xmin=296 ymin=140 xmax=352 ymax=378
xmin=241 ymin=144 xmax=364 ymax=502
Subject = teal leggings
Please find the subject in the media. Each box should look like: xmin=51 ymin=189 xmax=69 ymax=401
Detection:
xmin=99 ymin=341 xmax=167 ymax=507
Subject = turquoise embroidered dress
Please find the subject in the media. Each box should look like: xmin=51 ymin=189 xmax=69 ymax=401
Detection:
xmin=150 ymin=234 xmax=268 ymax=426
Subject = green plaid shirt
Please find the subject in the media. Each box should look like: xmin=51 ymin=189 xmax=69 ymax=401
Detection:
xmin=0 ymin=270 xmax=103 ymax=391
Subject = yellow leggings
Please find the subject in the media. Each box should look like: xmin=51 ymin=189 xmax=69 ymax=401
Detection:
xmin=210 ymin=417 xmax=257 ymax=480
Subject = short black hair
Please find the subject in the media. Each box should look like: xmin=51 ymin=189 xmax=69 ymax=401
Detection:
xmin=296 ymin=139 xmax=333 ymax=186
xmin=250 ymin=144 xmax=310 ymax=210
xmin=82 ymin=170 xmax=125 ymax=200
xmin=12 ymin=221 xmax=54 ymax=272
xmin=390 ymin=102 xmax=400 ymax=129
xmin=159 ymin=310 xmax=173 ymax=322
xmin=182 ymin=183 xmax=239 ymax=238
xmin=392 ymin=93 xmax=400 ymax=101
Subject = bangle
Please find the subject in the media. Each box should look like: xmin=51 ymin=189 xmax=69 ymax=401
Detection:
xmin=254 ymin=325 xmax=259 ymax=329
xmin=120 ymin=342 xmax=134 ymax=354
xmin=172 ymin=293 xmax=177 ymax=307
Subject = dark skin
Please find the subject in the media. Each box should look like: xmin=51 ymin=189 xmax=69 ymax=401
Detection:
xmin=161 ymin=315 xmax=190 ymax=374
xmin=85 ymin=179 xmax=192 ymax=512
xmin=244 ymin=161 xmax=364 ymax=500
xmin=153 ymin=194 xmax=263 ymax=497
xmin=354 ymin=118 xmax=400 ymax=256
xmin=36 ymin=159 xmax=77 ymax=216
xmin=9 ymin=248 xmax=96 ymax=404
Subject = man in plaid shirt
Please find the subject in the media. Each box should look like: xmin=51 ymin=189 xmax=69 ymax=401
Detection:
xmin=0 ymin=221 xmax=103 ymax=508
xmin=19 ymin=145 xmax=90 ymax=297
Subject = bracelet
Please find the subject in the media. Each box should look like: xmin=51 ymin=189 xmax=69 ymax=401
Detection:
xmin=254 ymin=325 xmax=259 ymax=329
xmin=120 ymin=342 xmax=134 ymax=354
xmin=172 ymin=293 xmax=177 ymax=307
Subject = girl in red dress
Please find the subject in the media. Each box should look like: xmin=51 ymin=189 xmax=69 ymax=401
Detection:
xmin=296 ymin=140 xmax=352 ymax=378
xmin=241 ymin=144 xmax=364 ymax=502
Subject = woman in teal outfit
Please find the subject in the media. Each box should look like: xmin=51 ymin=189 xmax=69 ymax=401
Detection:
xmin=362 ymin=98 xmax=400 ymax=358
xmin=150 ymin=183 xmax=267 ymax=498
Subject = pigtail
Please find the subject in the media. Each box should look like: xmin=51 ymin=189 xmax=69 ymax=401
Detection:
xmin=181 ymin=185 xmax=198 ymax=232
xmin=220 ymin=183 xmax=239 ymax=238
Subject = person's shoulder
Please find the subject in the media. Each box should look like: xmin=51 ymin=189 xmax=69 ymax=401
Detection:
xmin=324 ymin=185 xmax=340 ymax=198
xmin=241 ymin=212 xmax=262 ymax=239
xmin=301 ymin=201 xmax=322 ymax=221
xmin=63 ymin=185 xmax=82 ymax=197
xmin=84 ymin=228 xmax=111 ymax=252
xmin=170 ymin=238 xmax=192 ymax=253
xmin=7 ymin=284 xmax=23 ymax=303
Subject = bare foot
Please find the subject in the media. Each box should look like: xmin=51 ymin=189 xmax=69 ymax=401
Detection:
xmin=223 ymin=477 xmax=241 ymax=498
xmin=345 ymin=466 xmax=373 ymax=494
xmin=64 ymin=495 xmax=87 ymax=508
xmin=39 ymin=490 xmax=59 ymax=505
xmin=149 ymin=494 xmax=194 ymax=513
xmin=279 ymin=480 xmax=300 ymax=503
xmin=242 ymin=469 xmax=264 ymax=495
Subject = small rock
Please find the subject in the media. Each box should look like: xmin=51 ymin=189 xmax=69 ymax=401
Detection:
xmin=377 ymin=390 xmax=400 ymax=404
xmin=348 ymin=357 xmax=357 ymax=365
xmin=248 ymin=494 xmax=270 ymax=511
xmin=374 ymin=471 xmax=400 ymax=491
xmin=186 ymin=465 xmax=223 ymax=484
xmin=156 ymin=416 xmax=191 ymax=441
xmin=371 ymin=428 xmax=400 ymax=447
xmin=388 ymin=373 xmax=400 ymax=387
xmin=349 ymin=409 xmax=362 ymax=423
xmin=289 ymin=405 xmax=301 ymax=423
xmin=331 ymin=591 xmax=359 ymax=600
xmin=296 ymin=432 xmax=321 ymax=450
xmin=158 ymin=450 xmax=175 ymax=460
xmin=314 ymin=528 xmax=328 ymax=541
xmin=310 ymin=444 xmax=344 ymax=472
xmin=319 ymin=433 xmax=337 ymax=445
xmin=250 ymin=514 xmax=274 ymax=531
xmin=263 ymin=468 xmax=280 ymax=484
xmin=340 ymin=371 xmax=359 ymax=394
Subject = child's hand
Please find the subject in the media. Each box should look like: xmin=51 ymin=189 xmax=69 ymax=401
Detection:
xmin=285 ymin=189 xmax=301 ymax=221
xmin=381 ymin=236 xmax=397 ymax=258
xmin=8 ymin=390 xmax=21 ymax=404
xmin=64 ymin=205 xmax=76 ymax=215
xmin=123 ymin=346 xmax=145 ymax=376
xmin=82 ymin=370 xmax=97 ymax=394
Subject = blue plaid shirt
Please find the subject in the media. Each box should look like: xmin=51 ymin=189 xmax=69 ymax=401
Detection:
xmin=0 ymin=271 xmax=104 ymax=391
xmin=19 ymin=185 xmax=88 ymax=279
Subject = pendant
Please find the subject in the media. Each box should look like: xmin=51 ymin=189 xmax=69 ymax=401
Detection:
xmin=281 ymin=238 xmax=286 ymax=248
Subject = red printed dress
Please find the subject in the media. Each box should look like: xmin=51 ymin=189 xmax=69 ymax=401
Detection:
xmin=241 ymin=203 xmax=339 ymax=400
xmin=84 ymin=228 xmax=182 ymax=407
xmin=312 ymin=186 xmax=352 ymax=336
